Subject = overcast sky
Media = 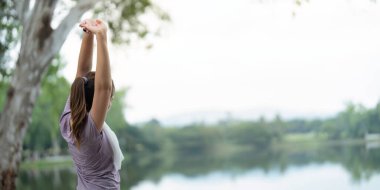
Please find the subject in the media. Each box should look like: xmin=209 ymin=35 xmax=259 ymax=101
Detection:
xmin=61 ymin=0 xmax=380 ymax=124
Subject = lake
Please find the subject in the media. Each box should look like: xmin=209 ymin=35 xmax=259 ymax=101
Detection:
xmin=133 ymin=164 xmax=380 ymax=190
xmin=17 ymin=142 xmax=380 ymax=190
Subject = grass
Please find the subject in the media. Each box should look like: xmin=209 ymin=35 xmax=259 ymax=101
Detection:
xmin=20 ymin=157 xmax=73 ymax=170
xmin=20 ymin=154 xmax=132 ymax=170
xmin=284 ymin=133 xmax=320 ymax=143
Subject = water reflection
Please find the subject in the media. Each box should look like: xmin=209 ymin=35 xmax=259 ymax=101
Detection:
xmin=133 ymin=164 xmax=380 ymax=190
xmin=17 ymin=168 xmax=76 ymax=190
xmin=17 ymin=143 xmax=380 ymax=190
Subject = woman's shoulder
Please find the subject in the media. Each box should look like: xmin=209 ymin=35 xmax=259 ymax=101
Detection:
xmin=60 ymin=112 xmax=103 ymax=145
xmin=59 ymin=112 xmax=74 ymax=143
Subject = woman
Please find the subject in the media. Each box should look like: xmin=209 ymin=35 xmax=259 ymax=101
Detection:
xmin=60 ymin=19 xmax=123 ymax=190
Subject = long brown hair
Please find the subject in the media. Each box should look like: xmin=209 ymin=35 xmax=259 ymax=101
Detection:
xmin=70 ymin=72 xmax=95 ymax=148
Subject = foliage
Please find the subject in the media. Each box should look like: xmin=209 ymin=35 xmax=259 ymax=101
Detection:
xmin=320 ymin=103 xmax=376 ymax=140
xmin=93 ymin=0 xmax=170 ymax=44
xmin=0 ymin=0 xmax=20 ymax=80
xmin=106 ymin=88 xmax=128 ymax=130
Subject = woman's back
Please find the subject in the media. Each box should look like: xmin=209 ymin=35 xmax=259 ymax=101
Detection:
xmin=60 ymin=97 xmax=120 ymax=190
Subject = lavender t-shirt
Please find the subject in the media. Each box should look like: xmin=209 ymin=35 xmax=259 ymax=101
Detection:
xmin=60 ymin=97 xmax=120 ymax=190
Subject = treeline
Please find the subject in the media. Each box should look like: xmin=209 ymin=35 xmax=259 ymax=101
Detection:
xmin=1 ymin=57 xmax=380 ymax=160
xmin=284 ymin=103 xmax=380 ymax=139
xmin=129 ymin=102 xmax=380 ymax=157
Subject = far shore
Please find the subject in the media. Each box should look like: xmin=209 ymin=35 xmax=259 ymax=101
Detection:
xmin=21 ymin=134 xmax=380 ymax=170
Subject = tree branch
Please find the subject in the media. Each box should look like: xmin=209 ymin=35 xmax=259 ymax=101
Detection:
xmin=43 ymin=0 xmax=97 ymax=65
xmin=13 ymin=0 xmax=30 ymax=25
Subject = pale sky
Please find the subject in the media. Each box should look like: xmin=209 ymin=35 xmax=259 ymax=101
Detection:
xmin=61 ymin=0 xmax=380 ymax=124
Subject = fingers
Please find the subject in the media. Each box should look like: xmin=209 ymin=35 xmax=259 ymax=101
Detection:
xmin=79 ymin=19 xmax=89 ymax=27
xmin=81 ymin=26 xmax=94 ymax=34
xmin=79 ymin=20 xmax=92 ymax=34
xmin=79 ymin=19 xmax=106 ymax=34
xmin=80 ymin=25 xmax=91 ymax=34
xmin=83 ymin=28 xmax=91 ymax=34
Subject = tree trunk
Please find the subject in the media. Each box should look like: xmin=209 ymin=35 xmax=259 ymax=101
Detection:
xmin=0 ymin=0 xmax=95 ymax=189
xmin=0 ymin=57 xmax=45 ymax=189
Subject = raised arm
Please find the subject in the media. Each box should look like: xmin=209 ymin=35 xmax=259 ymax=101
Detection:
xmin=80 ymin=19 xmax=112 ymax=132
xmin=76 ymin=26 xmax=94 ymax=78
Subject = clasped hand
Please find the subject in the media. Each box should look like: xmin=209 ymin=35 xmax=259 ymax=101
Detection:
xmin=79 ymin=19 xmax=107 ymax=35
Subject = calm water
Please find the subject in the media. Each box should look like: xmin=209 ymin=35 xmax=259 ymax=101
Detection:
xmin=17 ymin=143 xmax=380 ymax=190
xmin=132 ymin=164 xmax=380 ymax=190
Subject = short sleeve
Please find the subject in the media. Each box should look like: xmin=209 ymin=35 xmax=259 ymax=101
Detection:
xmin=60 ymin=96 xmax=71 ymax=123
xmin=60 ymin=96 xmax=73 ymax=143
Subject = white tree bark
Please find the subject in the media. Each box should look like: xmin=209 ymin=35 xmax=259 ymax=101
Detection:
xmin=0 ymin=0 xmax=96 ymax=189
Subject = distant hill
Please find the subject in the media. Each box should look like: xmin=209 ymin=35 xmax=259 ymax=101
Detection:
xmin=144 ymin=107 xmax=336 ymax=127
